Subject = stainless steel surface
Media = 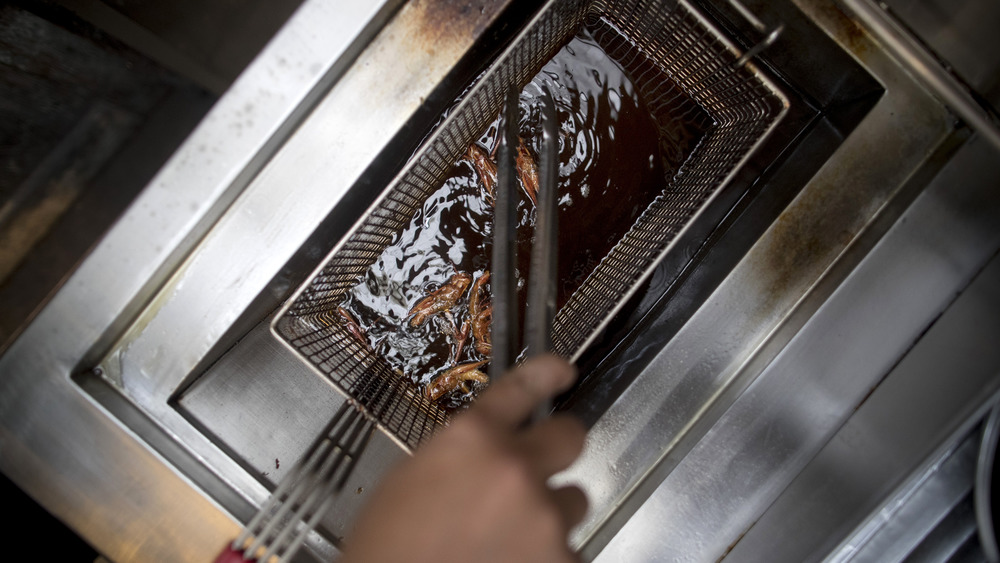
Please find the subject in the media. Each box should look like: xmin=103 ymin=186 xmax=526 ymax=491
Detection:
xmin=592 ymin=129 xmax=1000 ymax=561
xmin=3 ymin=0 xmax=999 ymax=561
xmin=720 ymin=132 xmax=1000 ymax=561
xmin=527 ymin=87 xmax=559 ymax=420
xmin=843 ymin=0 xmax=1000 ymax=152
xmin=716 ymin=128 xmax=1000 ymax=561
xmin=560 ymin=0 xmax=960 ymax=556
xmin=0 ymin=0 xmax=411 ymax=560
xmin=176 ymin=316 xmax=408 ymax=550
xmin=232 ymin=402 xmax=373 ymax=563
xmin=526 ymin=85 xmax=558 ymax=361
xmin=816 ymin=259 xmax=1000 ymax=563
xmin=98 ymin=0 xmax=514 ymax=465
xmin=96 ymin=0 xmax=507 ymax=543
xmin=825 ymin=431 xmax=982 ymax=563
xmin=177 ymin=318 xmax=341 ymax=486
xmin=977 ymin=406 xmax=1000 ymax=562
xmin=881 ymin=0 xmax=1000 ymax=106
xmin=493 ymin=86 xmax=520 ymax=381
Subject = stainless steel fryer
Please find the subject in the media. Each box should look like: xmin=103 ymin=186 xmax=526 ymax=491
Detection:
xmin=6 ymin=0 xmax=998 ymax=559
xmin=272 ymin=0 xmax=788 ymax=452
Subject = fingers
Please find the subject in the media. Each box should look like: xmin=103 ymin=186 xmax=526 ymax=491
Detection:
xmin=518 ymin=415 xmax=587 ymax=478
xmin=476 ymin=355 xmax=577 ymax=427
xmin=551 ymin=485 xmax=589 ymax=532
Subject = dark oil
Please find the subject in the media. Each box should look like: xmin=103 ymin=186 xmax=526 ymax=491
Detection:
xmin=338 ymin=26 xmax=709 ymax=410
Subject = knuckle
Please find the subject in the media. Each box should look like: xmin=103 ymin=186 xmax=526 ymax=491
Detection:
xmin=560 ymin=417 xmax=587 ymax=449
xmin=535 ymin=502 xmax=565 ymax=538
xmin=540 ymin=416 xmax=587 ymax=455
xmin=496 ymin=453 xmax=532 ymax=487
xmin=442 ymin=412 xmax=497 ymax=451
xmin=453 ymin=410 xmax=492 ymax=438
xmin=509 ymin=369 xmax=539 ymax=399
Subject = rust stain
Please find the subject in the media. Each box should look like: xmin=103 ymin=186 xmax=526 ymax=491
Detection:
xmin=754 ymin=168 xmax=869 ymax=311
xmin=809 ymin=1 xmax=872 ymax=59
xmin=717 ymin=527 xmax=752 ymax=562
xmin=0 ymin=180 xmax=79 ymax=283
xmin=352 ymin=0 xmax=513 ymax=117
xmin=408 ymin=0 xmax=509 ymax=55
xmin=851 ymin=382 xmax=880 ymax=414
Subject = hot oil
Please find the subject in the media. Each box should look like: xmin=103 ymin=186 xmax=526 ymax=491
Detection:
xmin=339 ymin=27 xmax=709 ymax=411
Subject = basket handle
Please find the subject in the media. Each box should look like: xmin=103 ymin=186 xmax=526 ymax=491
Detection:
xmin=723 ymin=0 xmax=784 ymax=67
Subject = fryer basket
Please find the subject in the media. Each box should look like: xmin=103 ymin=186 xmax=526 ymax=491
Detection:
xmin=273 ymin=0 xmax=788 ymax=452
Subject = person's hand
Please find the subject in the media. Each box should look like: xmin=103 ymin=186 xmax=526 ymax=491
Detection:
xmin=339 ymin=355 xmax=588 ymax=563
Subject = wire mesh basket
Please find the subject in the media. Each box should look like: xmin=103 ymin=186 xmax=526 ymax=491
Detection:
xmin=273 ymin=0 xmax=788 ymax=452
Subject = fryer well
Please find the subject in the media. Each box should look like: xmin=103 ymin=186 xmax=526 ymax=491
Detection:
xmin=273 ymin=0 xmax=788 ymax=452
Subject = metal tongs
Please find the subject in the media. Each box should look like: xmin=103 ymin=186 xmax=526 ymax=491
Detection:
xmin=492 ymin=85 xmax=560 ymax=421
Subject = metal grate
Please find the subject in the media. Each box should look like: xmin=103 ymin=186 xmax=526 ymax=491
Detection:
xmin=273 ymin=0 xmax=787 ymax=452
xmin=227 ymin=402 xmax=374 ymax=563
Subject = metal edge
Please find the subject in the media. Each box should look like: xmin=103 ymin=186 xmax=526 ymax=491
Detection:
xmin=842 ymin=0 xmax=1000 ymax=153
xmin=823 ymin=381 xmax=1000 ymax=562
xmin=0 ymin=1 xmax=404 ymax=560
xmin=67 ymin=0 xmax=527 ymax=517
xmin=80 ymin=0 xmax=407 ymax=371
xmin=561 ymin=0 xmax=957 ymax=553
xmin=565 ymin=0 xmax=792 ymax=364
xmin=976 ymin=402 xmax=1000 ymax=562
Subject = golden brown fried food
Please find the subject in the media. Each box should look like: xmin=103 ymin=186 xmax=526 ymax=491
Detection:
xmin=408 ymin=272 xmax=472 ymax=327
xmin=467 ymin=143 xmax=497 ymax=204
xmin=515 ymin=138 xmax=539 ymax=206
xmin=469 ymin=271 xmax=492 ymax=355
xmin=425 ymin=361 xmax=490 ymax=401
xmin=337 ymin=307 xmax=370 ymax=349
